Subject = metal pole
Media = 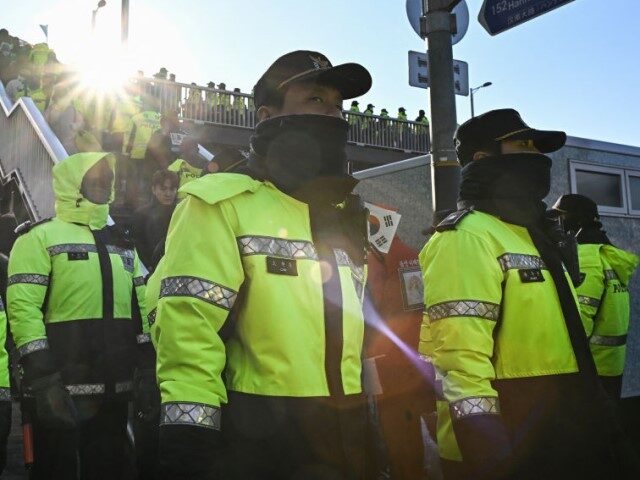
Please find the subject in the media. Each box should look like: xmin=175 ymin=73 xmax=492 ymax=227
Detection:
xmin=121 ymin=0 xmax=129 ymax=45
xmin=422 ymin=0 xmax=461 ymax=214
xmin=470 ymin=87 xmax=475 ymax=118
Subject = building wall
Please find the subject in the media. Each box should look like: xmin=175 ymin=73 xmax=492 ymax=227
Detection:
xmin=355 ymin=138 xmax=640 ymax=396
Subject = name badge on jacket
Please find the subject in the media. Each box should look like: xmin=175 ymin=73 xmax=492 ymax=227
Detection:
xmin=266 ymin=257 xmax=298 ymax=276
xmin=519 ymin=268 xmax=545 ymax=283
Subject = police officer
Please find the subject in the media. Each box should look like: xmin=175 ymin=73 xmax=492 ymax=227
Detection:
xmin=232 ymin=87 xmax=245 ymax=111
xmin=361 ymin=103 xmax=372 ymax=115
xmin=551 ymin=194 xmax=639 ymax=399
xmin=420 ymin=109 xmax=638 ymax=479
xmin=347 ymin=100 xmax=360 ymax=128
xmin=167 ymin=138 xmax=206 ymax=199
xmin=415 ymin=109 xmax=429 ymax=126
xmin=123 ymin=99 xmax=162 ymax=207
xmin=153 ymin=49 xmax=372 ymax=479
xmin=216 ymin=82 xmax=231 ymax=117
xmin=396 ymin=107 xmax=408 ymax=148
xmin=6 ymin=152 xmax=150 ymax=479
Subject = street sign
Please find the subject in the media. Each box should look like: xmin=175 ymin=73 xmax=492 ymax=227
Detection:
xmin=406 ymin=0 xmax=469 ymax=45
xmin=479 ymin=0 xmax=575 ymax=36
xmin=408 ymin=51 xmax=469 ymax=96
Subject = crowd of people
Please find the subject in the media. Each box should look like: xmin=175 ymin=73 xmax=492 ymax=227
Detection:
xmin=1 ymin=29 xmax=639 ymax=480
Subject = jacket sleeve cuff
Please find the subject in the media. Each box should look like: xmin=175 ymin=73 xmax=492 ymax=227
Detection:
xmin=158 ymin=423 xmax=222 ymax=479
xmin=136 ymin=337 xmax=156 ymax=369
xmin=19 ymin=340 xmax=58 ymax=384
xmin=451 ymin=397 xmax=512 ymax=477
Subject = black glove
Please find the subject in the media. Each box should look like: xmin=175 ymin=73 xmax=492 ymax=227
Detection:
xmin=452 ymin=413 xmax=513 ymax=479
xmin=30 ymin=373 xmax=78 ymax=429
xmin=133 ymin=368 xmax=161 ymax=423
xmin=158 ymin=424 xmax=221 ymax=480
xmin=0 ymin=400 xmax=11 ymax=475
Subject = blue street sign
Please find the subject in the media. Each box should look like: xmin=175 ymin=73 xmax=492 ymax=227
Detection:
xmin=478 ymin=0 xmax=575 ymax=36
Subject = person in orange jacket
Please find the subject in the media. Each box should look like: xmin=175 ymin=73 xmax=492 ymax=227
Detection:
xmin=365 ymin=233 xmax=435 ymax=479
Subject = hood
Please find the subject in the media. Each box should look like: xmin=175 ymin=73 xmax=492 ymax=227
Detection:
xmin=601 ymin=245 xmax=640 ymax=285
xmin=52 ymin=152 xmax=115 ymax=229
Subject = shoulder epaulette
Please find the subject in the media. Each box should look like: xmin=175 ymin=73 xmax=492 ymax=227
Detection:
xmin=14 ymin=217 xmax=53 ymax=236
xmin=435 ymin=208 xmax=473 ymax=232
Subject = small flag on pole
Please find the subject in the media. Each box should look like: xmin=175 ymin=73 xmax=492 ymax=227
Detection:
xmin=364 ymin=202 xmax=402 ymax=254
xmin=39 ymin=25 xmax=49 ymax=42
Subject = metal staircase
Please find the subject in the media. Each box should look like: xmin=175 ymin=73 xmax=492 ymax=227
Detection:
xmin=0 ymin=81 xmax=68 ymax=222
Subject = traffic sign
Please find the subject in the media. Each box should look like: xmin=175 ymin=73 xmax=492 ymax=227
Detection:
xmin=408 ymin=51 xmax=469 ymax=96
xmin=406 ymin=0 xmax=469 ymax=45
xmin=479 ymin=0 xmax=575 ymax=36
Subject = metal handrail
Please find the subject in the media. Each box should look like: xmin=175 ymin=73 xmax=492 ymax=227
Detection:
xmin=0 ymin=81 xmax=68 ymax=221
xmin=135 ymin=77 xmax=430 ymax=153
xmin=353 ymin=155 xmax=430 ymax=180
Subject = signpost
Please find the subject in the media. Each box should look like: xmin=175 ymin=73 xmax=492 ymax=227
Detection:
xmin=479 ymin=0 xmax=575 ymax=36
xmin=406 ymin=0 xmax=469 ymax=45
xmin=408 ymin=51 xmax=469 ymax=96
xmin=406 ymin=0 xmax=464 ymax=213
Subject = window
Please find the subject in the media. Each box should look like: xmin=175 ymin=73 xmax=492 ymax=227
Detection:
xmin=570 ymin=161 xmax=640 ymax=217
xmin=574 ymin=170 xmax=623 ymax=208
xmin=628 ymin=174 xmax=640 ymax=215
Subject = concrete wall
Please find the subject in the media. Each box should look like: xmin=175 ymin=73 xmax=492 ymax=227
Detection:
xmin=355 ymin=137 xmax=640 ymax=396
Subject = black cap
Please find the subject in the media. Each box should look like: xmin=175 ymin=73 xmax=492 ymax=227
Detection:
xmin=551 ymin=194 xmax=599 ymax=222
xmin=351 ymin=100 xmax=359 ymax=106
xmin=419 ymin=109 xmax=425 ymax=115
xmin=399 ymin=107 xmax=406 ymax=112
xmin=233 ymin=87 xmax=240 ymax=92
xmin=367 ymin=103 xmax=374 ymax=109
xmin=455 ymin=108 xmax=566 ymax=166
xmin=253 ymin=50 xmax=372 ymax=108
xmin=218 ymin=83 xmax=226 ymax=89
xmin=207 ymin=81 xmax=215 ymax=87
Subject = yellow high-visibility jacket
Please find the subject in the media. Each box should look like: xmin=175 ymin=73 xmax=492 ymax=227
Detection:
xmin=154 ymin=173 xmax=366 ymax=429
xmin=7 ymin=152 xmax=148 ymax=395
xmin=575 ymin=243 xmax=639 ymax=377
xmin=167 ymin=159 xmax=202 ymax=199
xmin=421 ymin=210 xmax=580 ymax=464
xmin=123 ymin=111 xmax=162 ymax=160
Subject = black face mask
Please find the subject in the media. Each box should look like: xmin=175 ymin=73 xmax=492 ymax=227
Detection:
xmin=249 ymin=114 xmax=351 ymax=195
xmin=458 ymin=152 xmax=552 ymax=225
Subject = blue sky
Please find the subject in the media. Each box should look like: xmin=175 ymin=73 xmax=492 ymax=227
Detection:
xmin=4 ymin=0 xmax=640 ymax=146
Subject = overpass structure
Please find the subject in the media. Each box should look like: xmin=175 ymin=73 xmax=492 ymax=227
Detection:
xmin=135 ymin=77 xmax=430 ymax=168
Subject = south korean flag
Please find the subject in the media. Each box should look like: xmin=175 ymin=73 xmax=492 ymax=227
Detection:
xmin=365 ymin=202 xmax=401 ymax=254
